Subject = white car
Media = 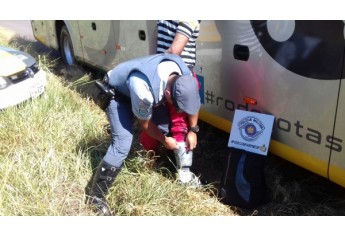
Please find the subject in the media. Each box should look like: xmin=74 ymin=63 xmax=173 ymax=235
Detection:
xmin=0 ymin=46 xmax=46 ymax=109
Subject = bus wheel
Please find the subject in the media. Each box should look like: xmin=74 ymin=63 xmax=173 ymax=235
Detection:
xmin=59 ymin=26 xmax=75 ymax=66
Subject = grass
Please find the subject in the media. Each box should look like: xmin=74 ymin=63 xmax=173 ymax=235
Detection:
xmin=0 ymin=71 xmax=105 ymax=215
xmin=1 ymin=30 xmax=345 ymax=216
xmin=0 ymin=38 xmax=235 ymax=216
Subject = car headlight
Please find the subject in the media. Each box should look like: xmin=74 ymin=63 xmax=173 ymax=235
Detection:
xmin=0 ymin=76 xmax=9 ymax=89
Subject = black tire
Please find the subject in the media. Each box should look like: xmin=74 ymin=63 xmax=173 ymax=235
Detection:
xmin=59 ymin=25 xmax=75 ymax=66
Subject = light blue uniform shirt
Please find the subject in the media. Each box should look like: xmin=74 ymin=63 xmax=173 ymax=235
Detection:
xmin=128 ymin=61 xmax=181 ymax=120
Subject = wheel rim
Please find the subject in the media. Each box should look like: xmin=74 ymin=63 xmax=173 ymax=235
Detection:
xmin=63 ymin=36 xmax=74 ymax=65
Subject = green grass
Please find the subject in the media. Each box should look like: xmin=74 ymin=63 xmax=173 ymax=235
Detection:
xmin=0 ymin=39 xmax=235 ymax=216
xmin=0 ymin=72 xmax=105 ymax=215
xmin=2 ymin=32 xmax=345 ymax=216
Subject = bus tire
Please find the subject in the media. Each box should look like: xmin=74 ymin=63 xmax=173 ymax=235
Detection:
xmin=59 ymin=25 xmax=75 ymax=66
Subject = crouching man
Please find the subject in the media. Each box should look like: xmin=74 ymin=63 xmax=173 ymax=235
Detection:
xmin=87 ymin=53 xmax=201 ymax=216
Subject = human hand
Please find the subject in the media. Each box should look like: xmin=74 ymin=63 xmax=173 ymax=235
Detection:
xmin=163 ymin=136 xmax=179 ymax=150
xmin=186 ymin=131 xmax=197 ymax=150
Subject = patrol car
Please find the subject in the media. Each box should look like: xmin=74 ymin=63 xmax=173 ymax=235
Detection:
xmin=0 ymin=46 xmax=46 ymax=109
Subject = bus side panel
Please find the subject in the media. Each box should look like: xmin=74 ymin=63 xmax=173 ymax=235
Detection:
xmin=107 ymin=20 xmax=156 ymax=68
xmin=197 ymin=20 xmax=343 ymax=179
xmin=74 ymin=20 xmax=156 ymax=72
xmin=77 ymin=20 xmax=117 ymax=72
xmin=31 ymin=21 xmax=59 ymax=50
xmin=120 ymin=20 xmax=157 ymax=62
xmin=329 ymin=76 xmax=345 ymax=187
xmin=32 ymin=20 xmax=83 ymax=63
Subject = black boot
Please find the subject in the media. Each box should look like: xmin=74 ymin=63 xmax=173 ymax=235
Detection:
xmin=87 ymin=161 xmax=122 ymax=216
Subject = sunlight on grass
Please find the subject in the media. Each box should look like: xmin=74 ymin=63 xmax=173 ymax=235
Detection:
xmin=0 ymin=71 xmax=108 ymax=215
xmin=4 ymin=32 xmax=344 ymax=216
xmin=0 ymin=41 xmax=235 ymax=216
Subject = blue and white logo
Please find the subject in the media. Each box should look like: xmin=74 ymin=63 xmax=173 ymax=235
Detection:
xmin=238 ymin=116 xmax=265 ymax=141
xmin=229 ymin=110 xmax=274 ymax=156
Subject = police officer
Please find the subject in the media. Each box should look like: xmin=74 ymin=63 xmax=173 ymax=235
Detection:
xmin=87 ymin=53 xmax=201 ymax=216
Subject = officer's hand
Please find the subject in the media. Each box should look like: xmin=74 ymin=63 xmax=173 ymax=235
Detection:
xmin=163 ymin=136 xmax=178 ymax=150
xmin=186 ymin=131 xmax=197 ymax=150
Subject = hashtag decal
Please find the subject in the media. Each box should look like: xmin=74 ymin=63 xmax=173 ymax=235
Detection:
xmin=205 ymin=90 xmax=215 ymax=104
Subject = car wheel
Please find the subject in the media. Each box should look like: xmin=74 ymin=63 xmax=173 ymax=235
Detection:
xmin=60 ymin=25 xmax=75 ymax=66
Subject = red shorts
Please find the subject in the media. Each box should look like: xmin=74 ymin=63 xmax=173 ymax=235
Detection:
xmin=140 ymin=102 xmax=188 ymax=151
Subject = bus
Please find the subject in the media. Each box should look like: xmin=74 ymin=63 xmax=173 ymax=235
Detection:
xmin=31 ymin=20 xmax=345 ymax=188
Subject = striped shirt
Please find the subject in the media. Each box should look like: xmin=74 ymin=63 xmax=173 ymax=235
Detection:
xmin=157 ymin=20 xmax=200 ymax=68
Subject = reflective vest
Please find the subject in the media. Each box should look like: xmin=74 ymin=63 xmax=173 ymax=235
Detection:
xmin=107 ymin=53 xmax=191 ymax=105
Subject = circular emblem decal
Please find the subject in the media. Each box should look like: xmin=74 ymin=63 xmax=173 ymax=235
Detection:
xmin=245 ymin=124 xmax=256 ymax=136
xmin=238 ymin=116 xmax=265 ymax=141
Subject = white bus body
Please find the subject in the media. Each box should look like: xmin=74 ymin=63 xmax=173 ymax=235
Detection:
xmin=31 ymin=20 xmax=345 ymax=187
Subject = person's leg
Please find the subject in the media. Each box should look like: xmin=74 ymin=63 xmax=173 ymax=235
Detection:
xmin=166 ymin=103 xmax=201 ymax=186
xmin=88 ymin=96 xmax=133 ymax=215
xmin=103 ymin=96 xmax=133 ymax=167
xmin=174 ymin=142 xmax=200 ymax=187
xmin=174 ymin=142 xmax=193 ymax=169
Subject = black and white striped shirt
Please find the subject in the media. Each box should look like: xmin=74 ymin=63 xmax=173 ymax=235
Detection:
xmin=157 ymin=20 xmax=200 ymax=68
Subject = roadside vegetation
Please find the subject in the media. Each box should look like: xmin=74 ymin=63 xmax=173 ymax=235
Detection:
xmin=0 ymin=37 xmax=234 ymax=216
xmin=1 ymin=33 xmax=345 ymax=216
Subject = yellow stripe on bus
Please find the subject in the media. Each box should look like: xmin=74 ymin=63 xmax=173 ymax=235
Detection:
xmin=329 ymin=165 xmax=345 ymax=188
xmin=199 ymin=109 xmax=333 ymax=184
